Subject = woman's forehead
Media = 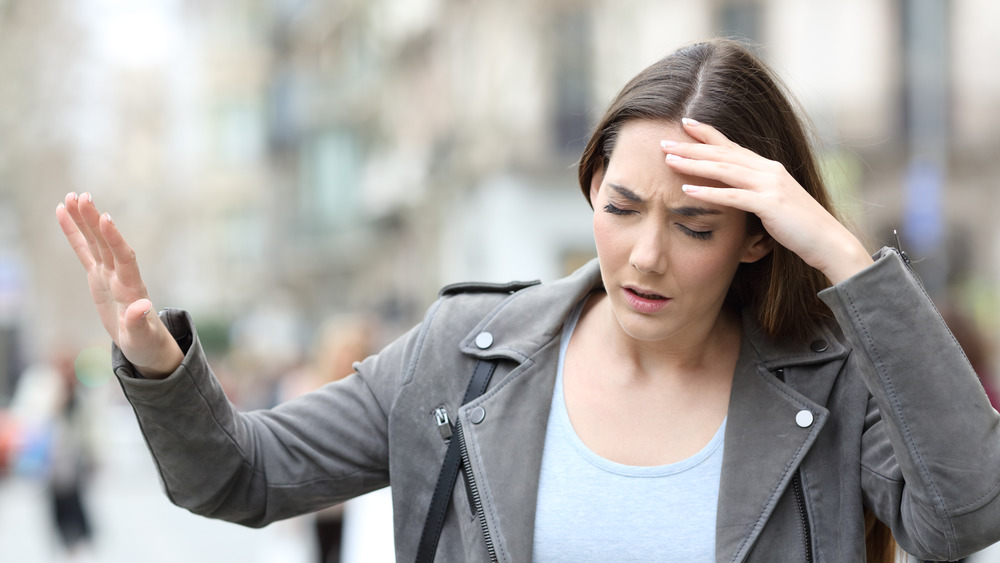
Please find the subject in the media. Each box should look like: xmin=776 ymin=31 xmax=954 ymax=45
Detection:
xmin=604 ymin=120 xmax=735 ymax=205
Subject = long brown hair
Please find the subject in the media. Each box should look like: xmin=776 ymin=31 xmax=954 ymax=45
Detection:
xmin=577 ymin=39 xmax=897 ymax=560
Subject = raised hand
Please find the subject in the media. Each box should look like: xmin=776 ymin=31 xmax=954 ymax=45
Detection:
xmin=56 ymin=193 xmax=184 ymax=378
xmin=662 ymin=118 xmax=873 ymax=285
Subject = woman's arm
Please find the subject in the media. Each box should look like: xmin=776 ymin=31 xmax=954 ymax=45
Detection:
xmin=113 ymin=307 xmax=399 ymax=527
xmin=823 ymin=249 xmax=1000 ymax=559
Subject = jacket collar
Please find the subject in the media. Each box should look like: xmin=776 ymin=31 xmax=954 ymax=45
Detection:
xmin=457 ymin=257 xmax=848 ymax=374
xmin=458 ymin=258 xmax=604 ymax=363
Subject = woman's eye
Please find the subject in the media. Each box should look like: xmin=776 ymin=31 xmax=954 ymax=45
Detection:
xmin=603 ymin=203 xmax=635 ymax=216
xmin=679 ymin=225 xmax=714 ymax=240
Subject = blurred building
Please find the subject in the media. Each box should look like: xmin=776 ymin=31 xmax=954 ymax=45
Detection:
xmin=1 ymin=0 xmax=999 ymax=395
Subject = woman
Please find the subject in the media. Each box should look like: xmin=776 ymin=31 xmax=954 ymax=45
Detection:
xmin=55 ymin=40 xmax=1000 ymax=561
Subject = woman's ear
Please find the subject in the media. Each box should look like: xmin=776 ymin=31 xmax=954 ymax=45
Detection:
xmin=741 ymin=233 xmax=774 ymax=264
xmin=589 ymin=163 xmax=604 ymax=206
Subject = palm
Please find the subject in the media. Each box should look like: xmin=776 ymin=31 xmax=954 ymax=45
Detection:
xmin=88 ymin=263 xmax=137 ymax=339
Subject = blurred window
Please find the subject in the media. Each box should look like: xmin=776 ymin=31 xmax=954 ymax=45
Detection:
xmin=298 ymin=128 xmax=362 ymax=233
xmin=900 ymin=0 xmax=951 ymax=145
xmin=214 ymin=98 xmax=265 ymax=165
xmin=551 ymin=8 xmax=592 ymax=155
xmin=717 ymin=1 xmax=763 ymax=44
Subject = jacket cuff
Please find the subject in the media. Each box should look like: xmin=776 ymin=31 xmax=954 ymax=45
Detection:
xmin=817 ymin=247 xmax=916 ymax=308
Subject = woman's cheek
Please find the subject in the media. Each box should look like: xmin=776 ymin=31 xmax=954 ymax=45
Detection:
xmin=593 ymin=216 xmax=626 ymax=260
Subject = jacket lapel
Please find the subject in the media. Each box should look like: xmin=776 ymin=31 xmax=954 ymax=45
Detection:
xmin=458 ymin=340 xmax=560 ymax=563
xmin=716 ymin=320 xmax=845 ymax=562
xmin=454 ymin=260 xmax=603 ymax=562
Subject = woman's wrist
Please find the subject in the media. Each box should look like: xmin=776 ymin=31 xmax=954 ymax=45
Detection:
xmin=819 ymin=237 xmax=874 ymax=286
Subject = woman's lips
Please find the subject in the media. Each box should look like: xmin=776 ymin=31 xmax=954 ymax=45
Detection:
xmin=623 ymin=287 xmax=671 ymax=314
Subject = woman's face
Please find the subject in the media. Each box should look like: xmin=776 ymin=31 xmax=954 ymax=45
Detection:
xmin=590 ymin=119 xmax=771 ymax=345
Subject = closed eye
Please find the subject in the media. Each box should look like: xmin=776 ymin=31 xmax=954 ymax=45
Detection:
xmin=603 ymin=203 xmax=635 ymax=216
xmin=678 ymin=224 xmax=713 ymax=240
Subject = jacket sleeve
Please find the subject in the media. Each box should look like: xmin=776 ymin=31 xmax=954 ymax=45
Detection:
xmin=113 ymin=307 xmax=417 ymax=528
xmin=819 ymin=248 xmax=1000 ymax=560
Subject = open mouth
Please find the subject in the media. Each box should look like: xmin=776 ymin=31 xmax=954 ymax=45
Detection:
xmin=627 ymin=288 xmax=667 ymax=300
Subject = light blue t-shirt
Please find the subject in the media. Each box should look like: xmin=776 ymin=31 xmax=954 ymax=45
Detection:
xmin=532 ymin=298 xmax=725 ymax=562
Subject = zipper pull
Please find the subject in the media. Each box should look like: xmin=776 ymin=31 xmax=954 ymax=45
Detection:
xmin=893 ymin=229 xmax=913 ymax=267
xmin=433 ymin=406 xmax=453 ymax=442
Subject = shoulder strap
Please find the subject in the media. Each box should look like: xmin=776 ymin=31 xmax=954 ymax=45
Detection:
xmin=415 ymin=359 xmax=498 ymax=563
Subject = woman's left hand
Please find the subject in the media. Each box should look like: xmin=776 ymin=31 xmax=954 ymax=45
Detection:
xmin=663 ymin=118 xmax=873 ymax=285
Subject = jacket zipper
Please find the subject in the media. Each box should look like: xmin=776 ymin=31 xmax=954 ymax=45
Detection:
xmin=791 ymin=473 xmax=814 ymax=563
xmin=432 ymin=406 xmax=453 ymax=442
xmin=456 ymin=419 xmax=499 ymax=563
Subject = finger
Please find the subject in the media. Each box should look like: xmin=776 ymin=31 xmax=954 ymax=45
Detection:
xmin=680 ymin=117 xmax=739 ymax=149
xmin=56 ymin=199 xmax=98 ymax=270
xmin=680 ymin=183 xmax=766 ymax=215
xmin=665 ymin=153 xmax=773 ymax=194
xmin=670 ymin=119 xmax=776 ymax=171
xmin=77 ymin=193 xmax=116 ymax=268
xmin=662 ymin=139 xmax=766 ymax=173
xmin=121 ymin=299 xmax=185 ymax=378
xmin=100 ymin=213 xmax=146 ymax=289
xmin=63 ymin=192 xmax=103 ymax=267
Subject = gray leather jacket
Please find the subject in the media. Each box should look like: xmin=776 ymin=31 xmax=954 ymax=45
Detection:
xmin=114 ymin=249 xmax=1000 ymax=562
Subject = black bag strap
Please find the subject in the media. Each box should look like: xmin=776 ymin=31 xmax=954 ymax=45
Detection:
xmin=415 ymin=359 xmax=498 ymax=563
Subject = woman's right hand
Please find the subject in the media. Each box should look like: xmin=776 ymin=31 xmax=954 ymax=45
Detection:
xmin=56 ymin=192 xmax=184 ymax=379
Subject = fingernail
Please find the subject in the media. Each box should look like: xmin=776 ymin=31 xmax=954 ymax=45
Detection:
xmin=682 ymin=117 xmax=700 ymax=127
xmin=661 ymin=140 xmax=678 ymax=148
xmin=666 ymin=153 xmax=684 ymax=161
xmin=83 ymin=192 xmax=92 ymax=203
xmin=682 ymin=184 xmax=700 ymax=193
xmin=142 ymin=306 xmax=153 ymax=319
xmin=104 ymin=213 xmax=113 ymax=224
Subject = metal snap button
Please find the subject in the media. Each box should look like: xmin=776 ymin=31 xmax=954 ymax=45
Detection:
xmin=470 ymin=406 xmax=486 ymax=424
xmin=475 ymin=332 xmax=494 ymax=349
xmin=810 ymin=340 xmax=829 ymax=353
xmin=795 ymin=410 xmax=814 ymax=428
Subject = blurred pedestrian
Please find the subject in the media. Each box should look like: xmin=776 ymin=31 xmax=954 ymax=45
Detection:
xmin=46 ymin=353 xmax=96 ymax=560
xmin=55 ymin=39 xmax=1000 ymax=561
xmin=10 ymin=351 xmax=97 ymax=561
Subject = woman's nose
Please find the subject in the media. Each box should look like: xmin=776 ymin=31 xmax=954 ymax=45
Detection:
xmin=629 ymin=223 xmax=668 ymax=275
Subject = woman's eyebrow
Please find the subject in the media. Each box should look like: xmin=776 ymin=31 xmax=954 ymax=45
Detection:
xmin=608 ymin=183 xmax=643 ymax=202
xmin=608 ymin=183 xmax=721 ymax=217
xmin=671 ymin=206 xmax=722 ymax=217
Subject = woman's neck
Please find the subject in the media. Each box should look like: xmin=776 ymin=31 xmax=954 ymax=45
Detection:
xmin=580 ymin=291 xmax=743 ymax=386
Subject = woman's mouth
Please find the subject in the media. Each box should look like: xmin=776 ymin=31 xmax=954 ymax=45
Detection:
xmin=629 ymin=288 xmax=665 ymax=300
xmin=623 ymin=287 xmax=671 ymax=313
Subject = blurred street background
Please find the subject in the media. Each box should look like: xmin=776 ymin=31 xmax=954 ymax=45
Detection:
xmin=2 ymin=0 xmax=1000 ymax=561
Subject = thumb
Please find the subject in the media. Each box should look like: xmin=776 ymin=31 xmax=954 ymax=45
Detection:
xmin=123 ymin=298 xmax=156 ymax=331
xmin=118 ymin=298 xmax=184 ymax=378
